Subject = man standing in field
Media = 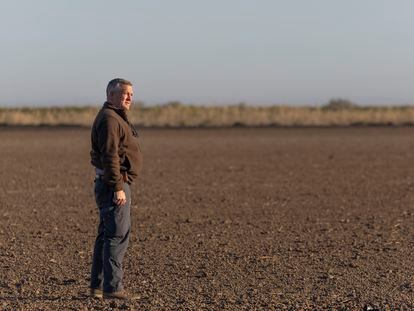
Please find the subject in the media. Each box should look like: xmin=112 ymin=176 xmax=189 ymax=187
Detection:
xmin=89 ymin=78 xmax=143 ymax=300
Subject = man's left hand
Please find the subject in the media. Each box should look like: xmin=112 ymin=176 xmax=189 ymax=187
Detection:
xmin=113 ymin=190 xmax=127 ymax=206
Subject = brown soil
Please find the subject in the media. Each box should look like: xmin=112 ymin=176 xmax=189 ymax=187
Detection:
xmin=0 ymin=127 xmax=413 ymax=310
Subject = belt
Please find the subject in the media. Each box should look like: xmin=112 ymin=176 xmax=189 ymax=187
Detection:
xmin=95 ymin=168 xmax=105 ymax=175
xmin=95 ymin=167 xmax=105 ymax=181
xmin=94 ymin=169 xmax=128 ymax=182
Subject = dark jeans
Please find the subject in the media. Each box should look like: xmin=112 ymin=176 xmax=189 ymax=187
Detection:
xmin=90 ymin=179 xmax=131 ymax=293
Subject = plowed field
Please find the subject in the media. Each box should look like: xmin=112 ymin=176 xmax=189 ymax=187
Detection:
xmin=0 ymin=127 xmax=413 ymax=310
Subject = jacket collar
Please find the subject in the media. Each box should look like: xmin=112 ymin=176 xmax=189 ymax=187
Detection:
xmin=103 ymin=101 xmax=128 ymax=121
xmin=102 ymin=102 xmax=139 ymax=137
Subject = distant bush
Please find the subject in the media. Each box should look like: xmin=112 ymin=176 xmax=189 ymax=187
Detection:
xmin=1 ymin=102 xmax=414 ymax=127
xmin=163 ymin=101 xmax=183 ymax=108
xmin=323 ymin=98 xmax=358 ymax=110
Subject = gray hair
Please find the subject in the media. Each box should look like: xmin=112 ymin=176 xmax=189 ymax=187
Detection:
xmin=106 ymin=78 xmax=133 ymax=97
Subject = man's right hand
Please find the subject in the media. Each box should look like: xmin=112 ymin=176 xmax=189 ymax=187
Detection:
xmin=113 ymin=190 xmax=127 ymax=206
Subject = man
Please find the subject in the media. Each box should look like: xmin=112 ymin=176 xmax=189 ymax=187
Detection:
xmin=89 ymin=78 xmax=143 ymax=300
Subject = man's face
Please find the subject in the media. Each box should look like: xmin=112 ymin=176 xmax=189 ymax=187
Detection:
xmin=108 ymin=84 xmax=133 ymax=111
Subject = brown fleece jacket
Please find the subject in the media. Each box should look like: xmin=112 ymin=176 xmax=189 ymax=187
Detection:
xmin=90 ymin=102 xmax=143 ymax=191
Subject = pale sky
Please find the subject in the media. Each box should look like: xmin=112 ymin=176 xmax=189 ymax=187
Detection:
xmin=1 ymin=0 xmax=413 ymax=106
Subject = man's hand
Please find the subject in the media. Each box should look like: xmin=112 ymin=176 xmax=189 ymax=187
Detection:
xmin=113 ymin=190 xmax=127 ymax=206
